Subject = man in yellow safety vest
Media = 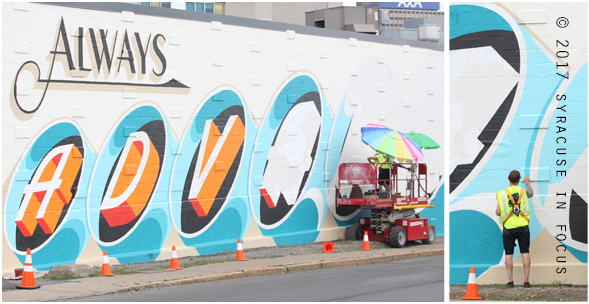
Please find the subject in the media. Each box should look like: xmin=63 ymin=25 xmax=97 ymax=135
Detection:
xmin=495 ymin=170 xmax=532 ymax=288
xmin=367 ymin=153 xmax=392 ymax=194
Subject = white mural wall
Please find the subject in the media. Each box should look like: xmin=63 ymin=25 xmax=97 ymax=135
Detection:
xmin=2 ymin=2 xmax=443 ymax=274
xmin=450 ymin=2 xmax=587 ymax=285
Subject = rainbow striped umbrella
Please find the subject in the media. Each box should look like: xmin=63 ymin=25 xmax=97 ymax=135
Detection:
xmin=360 ymin=123 xmax=424 ymax=163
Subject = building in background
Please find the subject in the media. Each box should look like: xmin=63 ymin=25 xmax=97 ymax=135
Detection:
xmin=131 ymin=2 xmax=225 ymax=14
xmin=129 ymin=2 xmax=348 ymax=25
xmin=358 ymin=2 xmax=443 ymax=28
xmin=224 ymin=2 xmax=346 ymax=25
xmin=306 ymin=2 xmax=444 ymax=44
xmin=305 ymin=6 xmax=381 ymax=35
xmin=378 ymin=2 xmax=443 ymax=44
xmin=129 ymin=2 xmax=443 ymax=39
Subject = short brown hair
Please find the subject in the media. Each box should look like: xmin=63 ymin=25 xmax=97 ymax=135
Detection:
xmin=508 ymin=170 xmax=520 ymax=184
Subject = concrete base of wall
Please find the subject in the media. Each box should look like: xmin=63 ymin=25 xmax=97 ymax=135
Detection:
xmin=2 ymin=236 xmax=23 ymax=277
xmin=64 ymin=254 xmax=120 ymax=274
xmin=242 ymin=220 xmax=277 ymax=249
xmin=315 ymin=227 xmax=347 ymax=242
xmin=241 ymin=235 xmax=278 ymax=249
xmin=477 ymin=263 xmax=587 ymax=285
xmin=155 ymin=244 xmax=200 ymax=262
xmin=315 ymin=211 xmax=347 ymax=241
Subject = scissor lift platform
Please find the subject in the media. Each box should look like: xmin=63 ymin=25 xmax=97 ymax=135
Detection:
xmin=336 ymin=162 xmax=435 ymax=248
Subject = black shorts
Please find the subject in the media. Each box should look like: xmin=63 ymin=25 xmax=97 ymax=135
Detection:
xmin=503 ymin=226 xmax=530 ymax=255
xmin=378 ymin=168 xmax=391 ymax=186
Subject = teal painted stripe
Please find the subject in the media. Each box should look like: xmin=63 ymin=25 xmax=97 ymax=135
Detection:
xmin=561 ymin=239 xmax=588 ymax=263
xmin=450 ymin=4 xmax=513 ymax=40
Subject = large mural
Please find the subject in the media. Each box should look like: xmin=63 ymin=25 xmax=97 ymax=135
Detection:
xmin=2 ymin=2 xmax=443 ymax=272
xmin=450 ymin=3 xmax=587 ymax=284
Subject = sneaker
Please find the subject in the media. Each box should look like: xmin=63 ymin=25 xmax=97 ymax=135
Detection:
xmin=524 ymin=282 xmax=531 ymax=288
xmin=507 ymin=281 xmax=514 ymax=288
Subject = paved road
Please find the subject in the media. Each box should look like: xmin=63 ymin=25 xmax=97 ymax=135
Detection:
xmin=67 ymin=255 xmax=443 ymax=302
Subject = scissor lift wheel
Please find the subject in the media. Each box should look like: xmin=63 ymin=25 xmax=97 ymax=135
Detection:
xmin=388 ymin=226 xmax=407 ymax=248
xmin=346 ymin=224 xmax=363 ymax=241
xmin=422 ymin=224 xmax=436 ymax=244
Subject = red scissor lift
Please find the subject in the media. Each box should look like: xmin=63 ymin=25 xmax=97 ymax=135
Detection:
xmin=336 ymin=162 xmax=435 ymax=248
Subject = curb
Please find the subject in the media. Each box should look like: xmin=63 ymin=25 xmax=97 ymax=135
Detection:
xmin=287 ymin=262 xmax=322 ymax=272
xmin=321 ymin=258 xmax=356 ymax=269
xmin=245 ymin=267 xmax=287 ymax=277
xmin=355 ymin=255 xmax=392 ymax=265
xmin=117 ymin=249 xmax=443 ymax=293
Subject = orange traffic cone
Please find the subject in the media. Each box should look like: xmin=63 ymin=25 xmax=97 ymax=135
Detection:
xmin=360 ymin=231 xmax=373 ymax=251
xmin=169 ymin=246 xmax=183 ymax=270
xmin=99 ymin=251 xmax=115 ymax=276
xmin=16 ymin=248 xmax=40 ymax=289
xmin=461 ymin=267 xmax=483 ymax=300
xmin=323 ymin=241 xmax=335 ymax=253
xmin=236 ymin=239 xmax=248 ymax=261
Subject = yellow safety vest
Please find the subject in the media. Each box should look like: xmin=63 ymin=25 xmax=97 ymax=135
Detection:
xmin=497 ymin=186 xmax=530 ymax=229
xmin=375 ymin=154 xmax=390 ymax=169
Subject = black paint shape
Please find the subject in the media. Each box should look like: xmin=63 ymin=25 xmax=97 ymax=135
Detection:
xmin=16 ymin=136 xmax=84 ymax=251
xmin=99 ymin=120 xmax=165 ymax=243
xmin=297 ymin=128 xmax=321 ymax=199
xmin=260 ymin=193 xmax=292 ymax=225
xmin=570 ymin=189 xmax=587 ymax=244
xmin=181 ymin=106 xmax=245 ymax=234
xmin=35 ymin=77 xmax=189 ymax=88
xmin=450 ymin=84 xmax=517 ymax=193
xmin=450 ymin=30 xmax=520 ymax=73
xmin=449 ymin=30 xmax=520 ymax=193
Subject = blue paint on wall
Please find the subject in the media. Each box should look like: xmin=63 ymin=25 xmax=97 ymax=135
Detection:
xmin=418 ymin=183 xmax=445 ymax=237
xmin=450 ymin=5 xmax=512 ymax=40
xmin=563 ymin=241 xmax=588 ymax=264
xmin=26 ymin=227 xmax=81 ymax=270
xmin=261 ymin=198 xmax=320 ymax=246
xmin=183 ymin=207 xmax=244 ymax=255
xmin=111 ymin=216 xmax=163 ymax=263
xmin=450 ymin=210 xmax=503 ymax=284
